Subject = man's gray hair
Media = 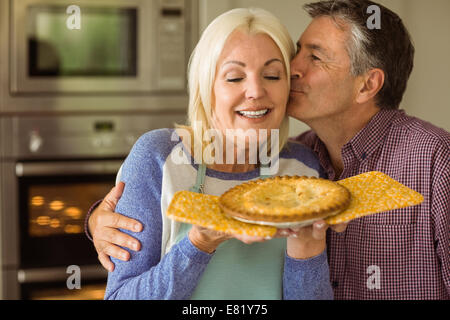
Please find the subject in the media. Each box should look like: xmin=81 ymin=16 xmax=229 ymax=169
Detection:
xmin=345 ymin=20 xmax=381 ymax=76
xmin=303 ymin=0 xmax=414 ymax=110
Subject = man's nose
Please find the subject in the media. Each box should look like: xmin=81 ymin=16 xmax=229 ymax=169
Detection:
xmin=290 ymin=54 xmax=304 ymax=79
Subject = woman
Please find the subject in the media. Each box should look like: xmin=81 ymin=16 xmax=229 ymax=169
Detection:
xmin=99 ymin=8 xmax=333 ymax=300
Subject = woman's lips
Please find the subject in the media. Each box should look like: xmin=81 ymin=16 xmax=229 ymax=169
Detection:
xmin=235 ymin=108 xmax=272 ymax=122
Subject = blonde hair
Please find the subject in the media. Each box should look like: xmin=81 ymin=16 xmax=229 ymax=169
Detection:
xmin=177 ymin=8 xmax=295 ymax=164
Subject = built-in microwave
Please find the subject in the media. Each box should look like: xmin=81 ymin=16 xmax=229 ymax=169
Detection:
xmin=10 ymin=0 xmax=198 ymax=94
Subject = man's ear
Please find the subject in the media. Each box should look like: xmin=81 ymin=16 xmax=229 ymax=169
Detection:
xmin=355 ymin=68 xmax=385 ymax=104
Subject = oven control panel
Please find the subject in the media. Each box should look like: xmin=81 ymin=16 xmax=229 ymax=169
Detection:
xmin=6 ymin=114 xmax=186 ymax=159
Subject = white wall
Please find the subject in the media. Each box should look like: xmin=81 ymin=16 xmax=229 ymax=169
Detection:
xmin=198 ymin=0 xmax=450 ymax=136
xmin=401 ymin=0 xmax=450 ymax=131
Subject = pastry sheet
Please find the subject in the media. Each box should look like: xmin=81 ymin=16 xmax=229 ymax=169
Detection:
xmin=166 ymin=171 xmax=424 ymax=237
xmin=167 ymin=190 xmax=277 ymax=237
xmin=325 ymin=171 xmax=424 ymax=224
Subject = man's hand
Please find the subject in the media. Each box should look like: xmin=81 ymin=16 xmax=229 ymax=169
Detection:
xmin=286 ymin=220 xmax=348 ymax=260
xmin=88 ymin=182 xmax=143 ymax=272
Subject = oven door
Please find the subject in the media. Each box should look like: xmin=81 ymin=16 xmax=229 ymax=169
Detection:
xmin=16 ymin=160 xmax=122 ymax=299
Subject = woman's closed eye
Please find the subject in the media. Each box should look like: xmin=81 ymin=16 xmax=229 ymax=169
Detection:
xmin=226 ymin=78 xmax=244 ymax=83
xmin=227 ymin=76 xmax=280 ymax=82
xmin=264 ymin=75 xmax=280 ymax=80
xmin=225 ymin=69 xmax=282 ymax=82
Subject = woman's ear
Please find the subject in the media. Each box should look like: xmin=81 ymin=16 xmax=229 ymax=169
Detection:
xmin=355 ymin=68 xmax=385 ymax=104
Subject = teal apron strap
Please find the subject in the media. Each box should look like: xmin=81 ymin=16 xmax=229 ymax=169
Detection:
xmin=180 ymin=164 xmax=206 ymax=244
xmin=259 ymin=163 xmax=271 ymax=179
xmin=190 ymin=163 xmax=207 ymax=194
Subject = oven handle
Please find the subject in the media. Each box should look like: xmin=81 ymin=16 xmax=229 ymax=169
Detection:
xmin=15 ymin=160 xmax=123 ymax=177
xmin=17 ymin=265 xmax=108 ymax=284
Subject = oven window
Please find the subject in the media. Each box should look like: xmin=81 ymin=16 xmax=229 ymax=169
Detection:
xmin=27 ymin=6 xmax=137 ymax=77
xmin=29 ymin=182 xmax=112 ymax=237
xmin=19 ymin=174 xmax=115 ymax=268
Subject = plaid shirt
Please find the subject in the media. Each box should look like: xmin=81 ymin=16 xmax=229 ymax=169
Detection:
xmin=293 ymin=109 xmax=450 ymax=300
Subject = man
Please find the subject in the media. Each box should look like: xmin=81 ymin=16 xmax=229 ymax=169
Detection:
xmin=288 ymin=0 xmax=449 ymax=299
xmin=86 ymin=0 xmax=449 ymax=299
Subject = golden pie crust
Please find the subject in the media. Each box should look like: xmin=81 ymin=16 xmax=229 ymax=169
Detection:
xmin=219 ymin=176 xmax=351 ymax=223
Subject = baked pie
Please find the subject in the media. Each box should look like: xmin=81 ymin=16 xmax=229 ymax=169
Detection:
xmin=219 ymin=176 xmax=351 ymax=226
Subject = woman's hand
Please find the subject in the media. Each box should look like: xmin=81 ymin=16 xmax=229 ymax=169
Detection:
xmin=189 ymin=221 xmax=348 ymax=255
xmin=188 ymin=225 xmax=268 ymax=254
xmin=88 ymin=182 xmax=143 ymax=272
xmin=286 ymin=220 xmax=348 ymax=260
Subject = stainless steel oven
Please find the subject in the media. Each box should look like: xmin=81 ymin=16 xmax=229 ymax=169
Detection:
xmin=0 ymin=113 xmax=186 ymax=299
xmin=15 ymin=160 xmax=119 ymax=300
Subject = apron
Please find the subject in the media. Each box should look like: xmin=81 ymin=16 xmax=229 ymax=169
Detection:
xmin=174 ymin=164 xmax=286 ymax=300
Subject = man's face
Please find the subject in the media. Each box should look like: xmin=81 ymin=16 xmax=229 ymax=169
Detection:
xmin=287 ymin=16 xmax=359 ymax=126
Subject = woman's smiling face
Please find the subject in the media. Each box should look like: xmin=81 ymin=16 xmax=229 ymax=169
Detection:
xmin=212 ymin=30 xmax=289 ymax=139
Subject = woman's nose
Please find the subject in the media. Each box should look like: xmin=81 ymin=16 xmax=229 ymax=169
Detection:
xmin=245 ymin=77 xmax=265 ymax=100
